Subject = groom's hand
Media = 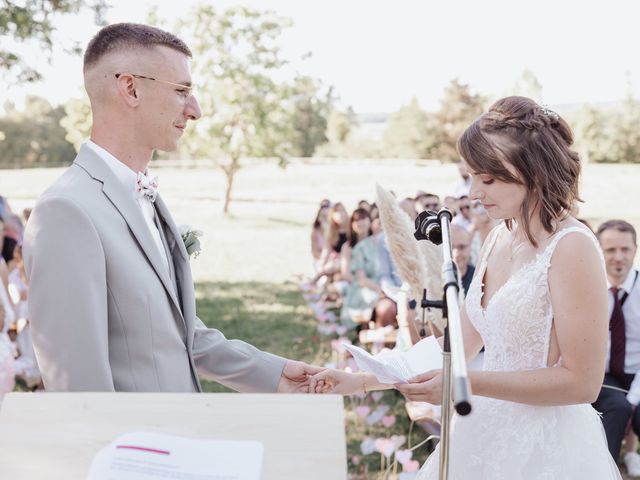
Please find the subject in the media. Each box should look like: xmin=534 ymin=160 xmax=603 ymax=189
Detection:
xmin=277 ymin=360 xmax=325 ymax=393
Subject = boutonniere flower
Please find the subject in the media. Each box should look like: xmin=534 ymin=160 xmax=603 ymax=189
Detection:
xmin=178 ymin=225 xmax=203 ymax=259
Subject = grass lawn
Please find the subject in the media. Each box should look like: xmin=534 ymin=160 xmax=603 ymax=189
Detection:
xmin=2 ymin=159 xmax=639 ymax=477
xmin=194 ymin=280 xmax=326 ymax=392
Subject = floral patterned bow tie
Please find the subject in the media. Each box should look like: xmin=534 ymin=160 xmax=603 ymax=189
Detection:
xmin=136 ymin=171 xmax=159 ymax=202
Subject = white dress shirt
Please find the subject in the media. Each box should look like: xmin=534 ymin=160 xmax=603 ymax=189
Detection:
xmin=85 ymin=140 xmax=169 ymax=272
xmin=604 ymin=268 xmax=640 ymax=403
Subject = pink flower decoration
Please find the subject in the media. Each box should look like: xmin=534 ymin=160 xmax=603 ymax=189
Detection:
xmin=374 ymin=438 xmax=396 ymax=458
xmin=382 ymin=415 xmax=396 ymax=428
xmin=403 ymin=460 xmax=420 ymax=472
xmin=355 ymin=405 xmax=371 ymax=418
xmin=395 ymin=449 xmax=412 ymax=464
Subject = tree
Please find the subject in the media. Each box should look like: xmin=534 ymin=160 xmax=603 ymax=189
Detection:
xmin=60 ymin=92 xmax=92 ymax=152
xmin=609 ymin=88 xmax=640 ymax=163
xmin=0 ymin=95 xmax=76 ymax=167
xmin=572 ymin=105 xmax=616 ymax=164
xmin=382 ymin=97 xmax=437 ymax=159
xmin=432 ymin=79 xmax=484 ymax=162
xmin=325 ymin=107 xmax=354 ymax=145
xmin=0 ymin=0 xmax=107 ymax=83
xmin=288 ymin=76 xmax=334 ymax=157
xmin=173 ymin=5 xmax=330 ymax=214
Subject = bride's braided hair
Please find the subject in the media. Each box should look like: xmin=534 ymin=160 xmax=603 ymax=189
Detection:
xmin=457 ymin=96 xmax=581 ymax=247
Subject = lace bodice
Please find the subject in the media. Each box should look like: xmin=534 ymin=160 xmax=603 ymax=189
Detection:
xmin=466 ymin=224 xmax=604 ymax=372
xmin=417 ymin=224 xmax=620 ymax=480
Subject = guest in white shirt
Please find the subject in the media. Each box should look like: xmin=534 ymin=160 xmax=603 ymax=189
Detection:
xmin=451 ymin=195 xmax=473 ymax=231
xmin=593 ymin=219 xmax=640 ymax=472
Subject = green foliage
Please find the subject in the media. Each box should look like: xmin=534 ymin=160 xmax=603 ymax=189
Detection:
xmin=326 ymin=107 xmax=355 ymax=145
xmin=431 ymin=79 xmax=485 ymax=162
xmin=572 ymin=90 xmax=640 ymax=164
xmin=383 ymin=97 xmax=437 ymax=159
xmin=288 ymin=76 xmax=333 ymax=157
xmin=314 ymin=107 xmax=376 ymax=158
xmin=0 ymin=95 xmax=75 ymax=167
xmin=171 ymin=5 xmax=332 ymax=213
xmin=195 ymin=281 xmax=327 ymax=393
xmin=0 ymin=0 xmax=107 ymax=83
xmin=60 ymin=93 xmax=92 ymax=152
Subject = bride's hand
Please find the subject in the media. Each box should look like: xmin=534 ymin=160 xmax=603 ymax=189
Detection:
xmin=309 ymin=369 xmax=364 ymax=395
xmin=395 ymin=370 xmax=443 ymax=404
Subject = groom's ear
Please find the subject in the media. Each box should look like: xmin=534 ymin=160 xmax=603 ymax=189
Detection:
xmin=115 ymin=73 xmax=141 ymax=107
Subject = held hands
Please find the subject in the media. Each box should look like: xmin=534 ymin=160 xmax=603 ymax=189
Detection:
xmin=309 ymin=369 xmax=365 ymax=395
xmin=394 ymin=370 xmax=443 ymax=404
xmin=276 ymin=360 xmax=325 ymax=393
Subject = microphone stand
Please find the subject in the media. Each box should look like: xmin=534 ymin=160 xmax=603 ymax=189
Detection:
xmin=414 ymin=208 xmax=472 ymax=480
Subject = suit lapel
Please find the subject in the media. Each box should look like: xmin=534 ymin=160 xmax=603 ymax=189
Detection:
xmin=74 ymin=148 xmax=184 ymax=318
xmin=153 ymin=194 xmax=195 ymax=344
xmin=154 ymin=196 xmax=189 ymax=262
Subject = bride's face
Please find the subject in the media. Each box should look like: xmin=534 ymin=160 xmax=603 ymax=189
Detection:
xmin=468 ymin=161 xmax=527 ymax=221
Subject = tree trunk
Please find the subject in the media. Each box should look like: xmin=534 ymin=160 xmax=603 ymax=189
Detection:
xmin=222 ymin=156 xmax=240 ymax=215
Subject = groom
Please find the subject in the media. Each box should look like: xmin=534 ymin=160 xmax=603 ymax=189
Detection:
xmin=22 ymin=23 xmax=321 ymax=393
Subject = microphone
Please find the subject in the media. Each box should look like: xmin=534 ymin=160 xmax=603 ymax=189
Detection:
xmin=414 ymin=210 xmax=442 ymax=245
xmin=414 ymin=208 xmax=455 ymax=245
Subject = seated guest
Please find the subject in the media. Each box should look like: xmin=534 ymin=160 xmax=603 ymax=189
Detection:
xmin=310 ymin=202 xmax=350 ymax=285
xmin=0 ymin=302 xmax=15 ymax=400
xmin=311 ymin=202 xmax=330 ymax=270
xmin=443 ymin=195 xmax=458 ymax=215
xmin=451 ymin=195 xmax=473 ymax=231
xmin=357 ymin=199 xmax=372 ymax=213
xmin=592 ymin=220 xmax=640 ymax=474
xmin=414 ymin=192 xmax=441 ymax=213
xmin=451 ymin=224 xmax=475 ymax=295
xmin=0 ymin=219 xmax=15 ymax=328
xmin=340 ymin=209 xmax=397 ymax=330
xmin=7 ymin=244 xmax=41 ymax=389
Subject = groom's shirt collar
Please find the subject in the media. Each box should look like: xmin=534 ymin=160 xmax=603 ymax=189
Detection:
xmin=84 ymin=139 xmax=169 ymax=272
xmin=85 ymin=139 xmax=155 ymax=196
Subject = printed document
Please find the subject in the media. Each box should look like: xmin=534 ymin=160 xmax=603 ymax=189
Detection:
xmin=87 ymin=431 xmax=263 ymax=479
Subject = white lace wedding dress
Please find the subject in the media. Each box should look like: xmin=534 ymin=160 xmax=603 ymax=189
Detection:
xmin=417 ymin=225 xmax=621 ymax=479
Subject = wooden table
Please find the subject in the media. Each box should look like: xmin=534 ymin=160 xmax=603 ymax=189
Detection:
xmin=0 ymin=392 xmax=347 ymax=479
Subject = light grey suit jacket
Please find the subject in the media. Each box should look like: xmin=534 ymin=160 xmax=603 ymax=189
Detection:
xmin=23 ymin=145 xmax=286 ymax=392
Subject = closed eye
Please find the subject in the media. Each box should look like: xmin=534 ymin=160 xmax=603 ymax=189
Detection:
xmin=175 ymin=88 xmax=191 ymax=98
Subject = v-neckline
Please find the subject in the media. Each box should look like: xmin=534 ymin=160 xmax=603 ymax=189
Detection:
xmin=478 ymin=227 xmax=554 ymax=312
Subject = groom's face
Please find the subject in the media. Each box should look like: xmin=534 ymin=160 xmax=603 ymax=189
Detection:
xmin=137 ymin=46 xmax=202 ymax=152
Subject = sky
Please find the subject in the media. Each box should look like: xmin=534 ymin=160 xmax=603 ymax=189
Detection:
xmin=4 ymin=0 xmax=640 ymax=113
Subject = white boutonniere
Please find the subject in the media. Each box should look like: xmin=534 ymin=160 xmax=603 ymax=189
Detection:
xmin=178 ymin=225 xmax=203 ymax=259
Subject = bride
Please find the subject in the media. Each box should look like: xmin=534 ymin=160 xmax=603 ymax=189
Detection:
xmin=310 ymin=96 xmax=621 ymax=479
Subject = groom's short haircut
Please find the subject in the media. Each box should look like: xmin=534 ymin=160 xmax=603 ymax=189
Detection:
xmin=83 ymin=23 xmax=191 ymax=71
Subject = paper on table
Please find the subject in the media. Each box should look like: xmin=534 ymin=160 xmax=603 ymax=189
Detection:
xmin=87 ymin=431 xmax=263 ymax=480
xmin=344 ymin=336 xmax=443 ymax=384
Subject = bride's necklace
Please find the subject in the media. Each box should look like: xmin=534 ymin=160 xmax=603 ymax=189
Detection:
xmin=508 ymin=228 xmax=528 ymax=262
xmin=509 ymin=239 xmax=527 ymax=261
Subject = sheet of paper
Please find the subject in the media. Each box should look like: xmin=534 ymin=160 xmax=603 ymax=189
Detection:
xmin=87 ymin=431 xmax=263 ymax=480
xmin=344 ymin=336 xmax=443 ymax=384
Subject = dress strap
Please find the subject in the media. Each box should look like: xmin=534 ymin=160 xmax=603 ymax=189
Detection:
xmin=540 ymin=225 xmax=605 ymax=269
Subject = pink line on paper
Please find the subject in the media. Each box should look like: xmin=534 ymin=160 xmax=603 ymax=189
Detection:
xmin=116 ymin=445 xmax=171 ymax=455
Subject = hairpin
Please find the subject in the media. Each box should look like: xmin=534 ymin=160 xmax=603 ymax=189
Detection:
xmin=540 ymin=103 xmax=559 ymax=120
